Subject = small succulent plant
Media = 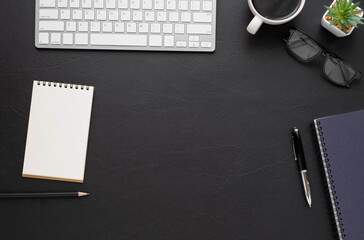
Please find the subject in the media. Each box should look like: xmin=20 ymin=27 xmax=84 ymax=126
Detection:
xmin=325 ymin=0 xmax=364 ymax=32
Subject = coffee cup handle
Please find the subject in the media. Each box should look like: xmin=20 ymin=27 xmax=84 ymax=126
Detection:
xmin=247 ymin=15 xmax=263 ymax=35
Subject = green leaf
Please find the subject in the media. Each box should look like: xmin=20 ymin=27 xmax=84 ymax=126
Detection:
xmin=330 ymin=18 xmax=338 ymax=25
xmin=351 ymin=15 xmax=363 ymax=21
xmin=352 ymin=2 xmax=360 ymax=9
xmin=325 ymin=6 xmax=336 ymax=13
xmin=345 ymin=0 xmax=351 ymax=9
xmin=347 ymin=19 xmax=357 ymax=26
xmin=338 ymin=1 xmax=343 ymax=11
xmin=352 ymin=9 xmax=363 ymax=15
xmin=338 ymin=21 xmax=346 ymax=31
xmin=343 ymin=20 xmax=350 ymax=27
xmin=344 ymin=0 xmax=349 ymax=9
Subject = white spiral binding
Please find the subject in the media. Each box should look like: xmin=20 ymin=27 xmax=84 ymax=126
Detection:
xmin=314 ymin=119 xmax=344 ymax=240
xmin=36 ymin=80 xmax=90 ymax=90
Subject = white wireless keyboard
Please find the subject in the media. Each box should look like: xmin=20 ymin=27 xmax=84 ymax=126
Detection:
xmin=35 ymin=0 xmax=216 ymax=52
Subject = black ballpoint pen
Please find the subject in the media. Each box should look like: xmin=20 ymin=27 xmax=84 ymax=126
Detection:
xmin=292 ymin=127 xmax=312 ymax=208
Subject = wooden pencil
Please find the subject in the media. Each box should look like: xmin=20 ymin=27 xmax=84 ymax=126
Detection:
xmin=0 ymin=192 xmax=89 ymax=198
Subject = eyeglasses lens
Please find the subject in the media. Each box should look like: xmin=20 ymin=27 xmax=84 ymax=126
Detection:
xmin=324 ymin=56 xmax=361 ymax=87
xmin=287 ymin=30 xmax=321 ymax=62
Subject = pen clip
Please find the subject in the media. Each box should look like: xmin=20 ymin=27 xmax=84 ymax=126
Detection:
xmin=292 ymin=136 xmax=298 ymax=162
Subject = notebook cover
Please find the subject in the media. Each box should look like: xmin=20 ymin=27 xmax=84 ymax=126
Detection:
xmin=23 ymin=81 xmax=94 ymax=183
xmin=314 ymin=110 xmax=364 ymax=240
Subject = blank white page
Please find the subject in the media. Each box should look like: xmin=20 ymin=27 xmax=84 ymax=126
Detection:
xmin=23 ymin=81 xmax=94 ymax=183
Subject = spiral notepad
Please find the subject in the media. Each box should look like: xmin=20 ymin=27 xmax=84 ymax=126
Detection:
xmin=23 ymin=81 xmax=94 ymax=183
xmin=314 ymin=110 xmax=364 ymax=240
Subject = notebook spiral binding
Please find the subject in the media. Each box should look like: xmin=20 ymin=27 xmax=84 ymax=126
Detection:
xmin=36 ymin=80 xmax=90 ymax=91
xmin=314 ymin=119 xmax=345 ymax=240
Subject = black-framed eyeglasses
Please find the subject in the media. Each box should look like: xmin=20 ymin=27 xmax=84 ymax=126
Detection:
xmin=283 ymin=27 xmax=361 ymax=88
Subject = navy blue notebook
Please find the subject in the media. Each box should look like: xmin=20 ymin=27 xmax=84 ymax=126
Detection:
xmin=314 ymin=110 xmax=364 ymax=240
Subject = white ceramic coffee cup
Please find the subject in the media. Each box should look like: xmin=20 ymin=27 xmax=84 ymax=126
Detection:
xmin=247 ymin=0 xmax=306 ymax=35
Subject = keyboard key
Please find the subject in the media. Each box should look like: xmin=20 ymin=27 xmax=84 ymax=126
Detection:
xmin=145 ymin=12 xmax=155 ymax=21
xmin=191 ymin=1 xmax=200 ymax=10
xmin=103 ymin=22 xmax=113 ymax=32
xmin=189 ymin=35 xmax=199 ymax=41
xmin=201 ymin=41 xmax=212 ymax=48
xmin=90 ymin=34 xmax=147 ymax=46
xmin=164 ymin=35 xmax=174 ymax=47
xmin=142 ymin=0 xmax=152 ymax=9
xmin=51 ymin=33 xmax=61 ymax=44
xmin=60 ymin=9 xmax=71 ymax=19
xmin=181 ymin=12 xmax=191 ymax=22
xmin=163 ymin=24 xmax=172 ymax=33
xmin=39 ymin=21 xmax=64 ymax=31
xmin=97 ymin=10 xmax=107 ymax=20
xmin=166 ymin=0 xmax=177 ymax=10
xmin=189 ymin=41 xmax=199 ymax=48
xmin=120 ymin=11 xmax=131 ymax=20
xmin=66 ymin=21 xmax=77 ymax=31
xmin=187 ymin=24 xmax=211 ymax=34
xmin=40 ymin=0 xmax=56 ymax=7
xmin=39 ymin=9 xmax=59 ymax=19
xmin=82 ymin=0 xmax=92 ymax=8
xmin=106 ymin=0 xmax=116 ymax=8
xmin=75 ymin=33 xmax=88 ymax=44
xmin=127 ymin=23 xmax=137 ymax=32
xmin=139 ymin=23 xmax=149 ymax=33
xmin=70 ymin=0 xmax=80 ymax=8
xmin=118 ymin=0 xmax=128 ymax=8
xmin=63 ymin=33 xmax=74 ymax=44
xmin=154 ymin=0 xmax=164 ymax=9
xmin=203 ymin=1 xmax=213 ymax=11
xmin=85 ymin=10 xmax=95 ymax=20
xmin=109 ymin=10 xmax=119 ymax=20
xmin=38 ymin=32 xmax=49 ymax=44
xmin=115 ymin=22 xmax=125 ymax=32
xmin=179 ymin=1 xmax=188 ymax=10
xmin=151 ymin=23 xmax=160 ymax=33
xmin=130 ymin=0 xmax=140 ymax=9
xmin=57 ymin=0 xmax=68 ymax=7
xmin=176 ymin=41 xmax=187 ymax=47
xmin=72 ymin=10 xmax=83 ymax=20
xmin=169 ymin=12 xmax=179 ymax=22
xmin=149 ymin=35 xmax=162 ymax=46
xmin=133 ymin=11 xmax=143 ymax=21
xmin=90 ymin=22 xmax=101 ymax=31
xmin=157 ymin=12 xmax=167 ymax=21
xmin=94 ymin=0 xmax=104 ymax=8
xmin=174 ymin=24 xmax=184 ymax=33
xmin=193 ymin=13 xmax=212 ymax=23
xmin=78 ymin=22 xmax=89 ymax=31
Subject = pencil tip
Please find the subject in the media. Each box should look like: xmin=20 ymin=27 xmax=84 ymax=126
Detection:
xmin=78 ymin=192 xmax=90 ymax=197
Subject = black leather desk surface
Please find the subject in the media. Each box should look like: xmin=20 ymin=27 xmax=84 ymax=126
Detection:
xmin=1 ymin=0 xmax=364 ymax=239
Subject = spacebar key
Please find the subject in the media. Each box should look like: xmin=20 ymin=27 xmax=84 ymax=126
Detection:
xmin=90 ymin=34 xmax=147 ymax=46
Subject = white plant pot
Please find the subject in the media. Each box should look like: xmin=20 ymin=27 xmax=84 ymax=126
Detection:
xmin=321 ymin=0 xmax=363 ymax=37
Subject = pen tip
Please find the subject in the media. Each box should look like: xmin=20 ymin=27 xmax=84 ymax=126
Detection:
xmin=78 ymin=192 xmax=90 ymax=197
